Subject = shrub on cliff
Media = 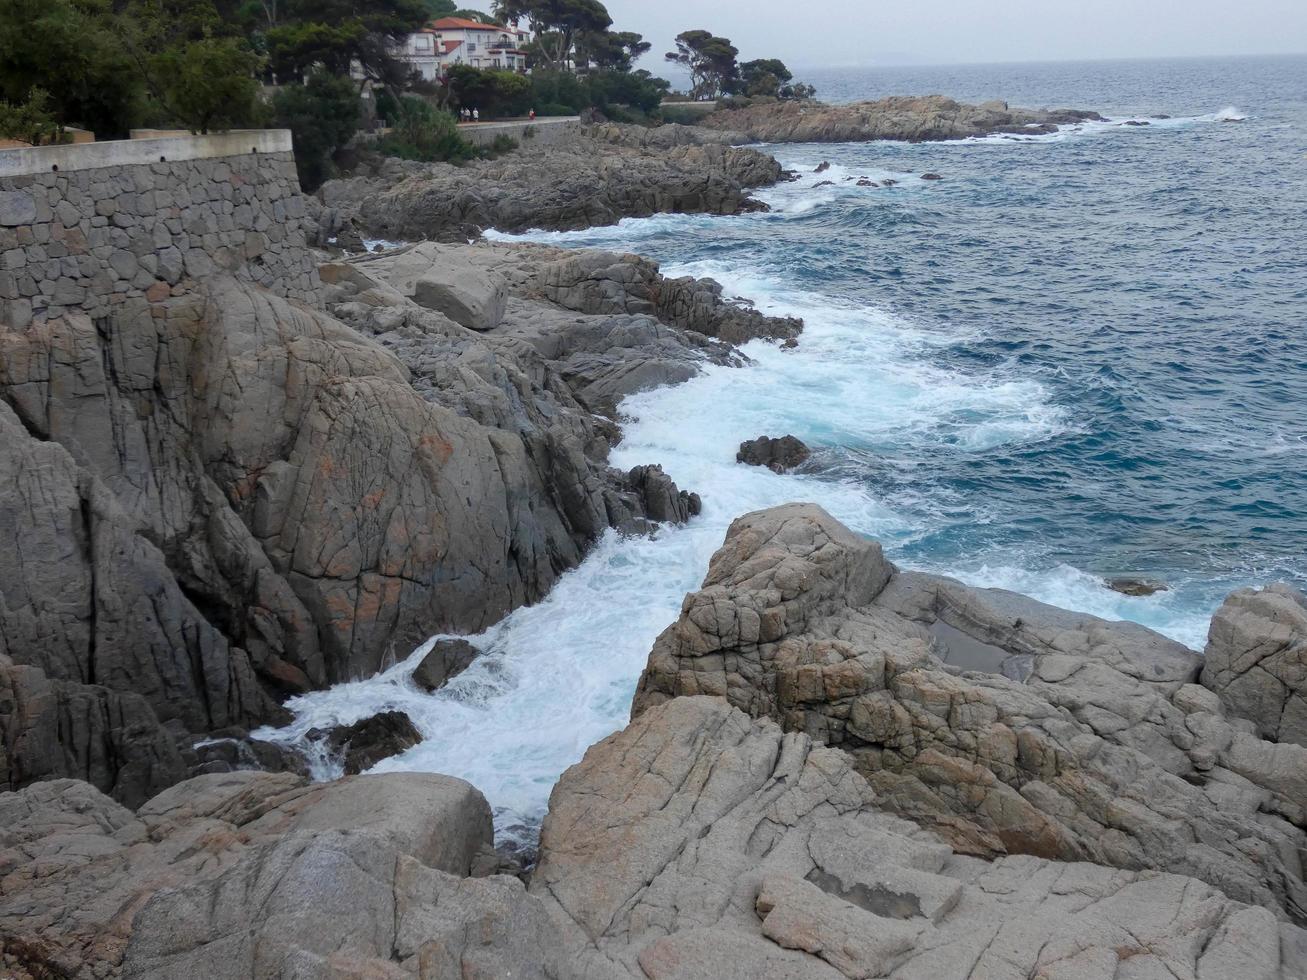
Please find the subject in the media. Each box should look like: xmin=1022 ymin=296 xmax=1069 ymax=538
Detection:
xmin=376 ymin=95 xmax=476 ymax=163
xmin=273 ymin=71 xmax=361 ymax=192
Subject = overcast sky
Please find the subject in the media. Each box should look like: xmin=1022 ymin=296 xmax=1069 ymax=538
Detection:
xmin=598 ymin=0 xmax=1307 ymax=74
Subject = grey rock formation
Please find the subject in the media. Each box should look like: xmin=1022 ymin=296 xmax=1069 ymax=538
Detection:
xmin=3 ymin=233 xmax=786 ymax=803
xmin=703 ymin=95 xmax=1106 ymax=143
xmin=0 ymin=770 xmax=498 ymax=979
xmin=532 ymin=696 xmax=1306 ymax=978
xmin=412 ymin=637 xmax=481 ymax=691
xmin=319 ymin=123 xmax=782 ymax=242
xmin=737 ymin=434 xmax=812 ymax=472
xmin=1 ymin=654 xmax=186 ymax=808
xmin=189 ymin=730 xmax=309 ymax=778
xmin=633 ymin=504 xmax=1307 ymax=923
xmin=1203 ymin=583 xmax=1307 ymax=746
xmin=381 ymin=245 xmax=509 ymax=330
xmin=622 ymin=464 xmax=702 ymax=527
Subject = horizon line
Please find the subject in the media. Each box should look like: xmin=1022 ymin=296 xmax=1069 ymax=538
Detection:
xmin=783 ymin=50 xmax=1307 ymax=72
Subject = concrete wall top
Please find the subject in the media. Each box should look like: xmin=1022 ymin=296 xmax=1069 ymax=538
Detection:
xmin=0 ymin=130 xmax=293 ymax=179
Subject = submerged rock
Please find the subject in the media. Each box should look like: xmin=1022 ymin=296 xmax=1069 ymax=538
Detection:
xmin=737 ymin=434 xmax=812 ymax=472
xmin=921 ymin=172 xmax=944 ymax=180
xmin=412 ymin=638 xmax=481 ymax=692
xmin=310 ymin=710 xmax=422 ymax=774
xmin=623 ymin=463 xmax=702 ymax=526
xmin=1105 ymin=576 xmax=1169 ymax=596
xmin=814 ymin=161 xmax=831 ymax=173
xmin=190 ymin=731 xmax=310 ymax=778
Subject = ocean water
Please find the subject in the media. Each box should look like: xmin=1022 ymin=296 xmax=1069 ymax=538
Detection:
xmin=261 ymin=56 xmax=1307 ymax=842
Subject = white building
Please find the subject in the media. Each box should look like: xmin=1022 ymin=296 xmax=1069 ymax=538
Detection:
xmin=396 ymin=17 xmax=531 ymax=81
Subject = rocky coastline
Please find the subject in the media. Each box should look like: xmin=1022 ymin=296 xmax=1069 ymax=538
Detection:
xmin=701 ymin=94 xmax=1108 ymax=143
xmin=3 ymin=105 xmax=1306 ymax=979
xmin=318 ymin=122 xmax=783 ymax=244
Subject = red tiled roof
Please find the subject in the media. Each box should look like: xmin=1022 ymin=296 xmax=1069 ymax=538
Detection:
xmin=430 ymin=17 xmax=510 ymax=32
xmin=440 ymin=40 xmax=463 ymax=53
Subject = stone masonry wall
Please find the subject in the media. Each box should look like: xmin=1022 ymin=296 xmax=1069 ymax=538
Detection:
xmin=0 ymin=149 xmax=320 ymax=328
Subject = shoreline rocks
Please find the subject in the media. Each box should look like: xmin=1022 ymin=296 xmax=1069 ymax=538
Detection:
xmin=412 ymin=638 xmax=481 ymax=692
xmin=737 ymin=434 xmax=812 ymax=472
xmin=308 ymin=710 xmax=422 ymax=775
xmin=702 ymin=95 xmax=1106 ymax=143
xmin=319 ymin=122 xmax=783 ymax=243
xmin=633 ymin=503 xmax=1307 ymax=924
xmin=2 ymin=228 xmax=799 ymax=804
xmin=1202 ymin=583 xmax=1307 ymax=747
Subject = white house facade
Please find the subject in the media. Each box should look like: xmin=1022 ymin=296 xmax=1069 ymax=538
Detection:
xmin=396 ymin=17 xmax=531 ymax=81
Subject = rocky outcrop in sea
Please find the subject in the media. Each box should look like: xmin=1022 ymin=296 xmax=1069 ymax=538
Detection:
xmin=702 ymin=94 xmax=1106 ymax=143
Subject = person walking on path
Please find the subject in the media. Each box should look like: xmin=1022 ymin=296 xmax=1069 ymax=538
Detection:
xmin=529 ymin=108 xmax=536 ymax=121
xmin=473 ymin=108 xmax=480 ymax=122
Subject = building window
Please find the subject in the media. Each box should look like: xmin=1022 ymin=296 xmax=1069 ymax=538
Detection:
xmin=467 ymin=42 xmax=477 ymax=51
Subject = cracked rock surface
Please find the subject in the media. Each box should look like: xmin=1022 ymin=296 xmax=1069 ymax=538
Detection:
xmin=0 ymin=770 xmax=499 ymax=979
xmin=1202 ymin=582 xmax=1307 ymax=747
xmin=633 ymin=503 xmax=1307 ymax=925
xmin=2 ymin=239 xmax=793 ymax=805
xmin=531 ymin=695 xmax=1307 ymax=979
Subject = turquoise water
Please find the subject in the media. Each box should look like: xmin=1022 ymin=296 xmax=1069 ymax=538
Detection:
xmin=266 ymin=56 xmax=1307 ymax=838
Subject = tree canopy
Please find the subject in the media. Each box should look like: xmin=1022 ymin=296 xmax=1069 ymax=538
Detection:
xmin=665 ymin=30 xmax=738 ymax=100
xmin=492 ymin=0 xmax=612 ymax=70
xmin=0 ymin=0 xmax=144 ymax=139
xmin=575 ymin=29 xmax=650 ymax=71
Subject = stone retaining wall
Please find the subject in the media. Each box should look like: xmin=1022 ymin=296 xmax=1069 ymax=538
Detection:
xmin=0 ymin=132 xmax=319 ymax=327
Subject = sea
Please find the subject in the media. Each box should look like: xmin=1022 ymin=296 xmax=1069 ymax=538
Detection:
xmin=259 ymin=55 xmax=1307 ymax=845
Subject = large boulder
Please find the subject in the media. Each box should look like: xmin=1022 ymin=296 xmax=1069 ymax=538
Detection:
xmin=532 ymin=696 xmax=1306 ymax=978
xmin=412 ymin=637 xmax=481 ymax=692
xmin=737 ymin=434 xmax=812 ymax=472
xmin=1203 ymin=583 xmax=1307 ymax=746
xmin=0 ymin=770 xmax=499 ymax=980
xmin=633 ymin=504 xmax=1307 ymax=923
xmin=381 ymin=243 xmax=509 ymax=330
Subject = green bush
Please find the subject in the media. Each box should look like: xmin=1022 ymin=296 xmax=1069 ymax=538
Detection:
xmin=447 ymin=64 xmax=530 ymax=118
xmin=376 ymin=95 xmax=475 ymax=163
xmin=272 ymin=70 xmax=360 ymax=192
xmin=657 ymin=104 xmax=711 ymax=126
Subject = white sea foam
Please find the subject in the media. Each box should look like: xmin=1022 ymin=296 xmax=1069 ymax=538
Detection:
xmin=956 ymin=106 xmax=1248 ymax=144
